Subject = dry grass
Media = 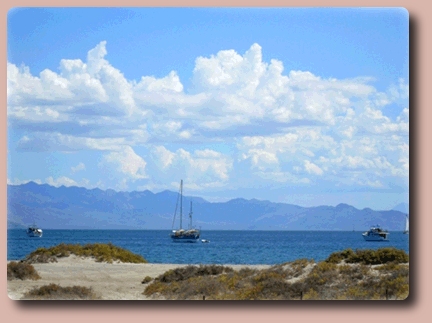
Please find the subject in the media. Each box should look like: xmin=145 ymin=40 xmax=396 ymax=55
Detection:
xmin=7 ymin=261 xmax=41 ymax=281
xmin=143 ymin=248 xmax=409 ymax=300
xmin=325 ymin=247 xmax=409 ymax=265
xmin=23 ymin=283 xmax=100 ymax=300
xmin=24 ymin=242 xmax=147 ymax=264
xmin=141 ymin=276 xmax=153 ymax=284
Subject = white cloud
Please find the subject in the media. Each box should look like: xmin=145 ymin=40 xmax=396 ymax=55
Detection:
xmin=17 ymin=133 xmax=127 ymax=152
xmin=388 ymin=78 xmax=409 ymax=101
xmin=242 ymin=149 xmax=279 ymax=171
xmin=151 ymin=146 xmax=175 ymax=169
xmin=134 ymin=71 xmax=183 ymax=93
xmin=46 ymin=176 xmax=79 ymax=187
xmin=7 ymin=41 xmax=409 ymax=196
xmin=71 ymin=162 xmax=86 ymax=173
xmin=150 ymin=146 xmax=232 ymax=189
xmin=7 ymin=178 xmax=42 ymax=185
xmin=102 ymin=146 xmax=147 ymax=180
xmin=304 ymin=160 xmax=324 ymax=176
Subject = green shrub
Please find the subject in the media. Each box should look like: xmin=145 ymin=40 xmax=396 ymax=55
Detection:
xmin=338 ymin=264 xmax=370 ymax=280
xmin=325 ymin=248 xmax=408 ymax=265
xmin=143 ymin=248 xmax=409 ymax=300
xmin=326 ymin=248 xmax=355 ymax=263
xmin=7 ymin=261 xmax=41 ymax=280
xmin=155 ymin=265 xmax=233 ymax=283
xmin=142 ymin=276 xmax=152 ymax=284
xmin=24 ymin=243 xmax=147 ymax=264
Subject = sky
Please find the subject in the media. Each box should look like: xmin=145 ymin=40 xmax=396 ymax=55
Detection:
xmin=6 ymin=7 xmax=409 ymax=210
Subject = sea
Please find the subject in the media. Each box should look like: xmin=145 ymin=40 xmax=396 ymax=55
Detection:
xmin=7 ymin=230 xmax=410 ymax=265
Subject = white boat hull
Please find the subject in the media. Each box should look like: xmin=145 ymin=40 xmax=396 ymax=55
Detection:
xmin=362 ymin=232 xmax=389 ymax=241
xmin=362 ymin=234 xmax=388 ymax=241
xmin=362 ymin=225 xmax=389 ymax=241
xmin=27 ymin=229 xmax=43 ymax=238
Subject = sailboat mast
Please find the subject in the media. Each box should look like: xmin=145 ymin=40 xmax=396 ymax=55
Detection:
xmin=180 ymin=179 xmax=183 ymax=229
xmin=189 ymin=201 xmax=193 ymax=230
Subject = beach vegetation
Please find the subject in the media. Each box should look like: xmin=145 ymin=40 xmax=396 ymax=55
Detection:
xmin=143 ymin=248 xmax=409 ymax=300
xmin=326 ymin=247 xmax=408 ymax=265
xmin=23 ymin=242 xmax=147 ymax=264
xmin=23 ymin=283 xmax=100 ymax=300
xmin=7 ymin=261 xmax=41 ymax=280
xmin=156 ymin=264 xmax=234 ymax=283
xmin=142 ymin=276 xmax=153 ymax=284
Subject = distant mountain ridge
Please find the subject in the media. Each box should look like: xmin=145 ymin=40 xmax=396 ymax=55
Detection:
xmin=7 ymin=182 xmax=407 ymax=231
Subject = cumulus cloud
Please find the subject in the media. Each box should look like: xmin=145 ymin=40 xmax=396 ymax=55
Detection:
xmin=304 ymin=160 xmax=324 ymax=176
xmin=150 ymin=146 xmax=232 ymax=190
xmin=71 ymin=162 xmax=86 ymax=173
xmin=8 ymin=41 xmax=409 ymax=193
xmin=102 ymin=146 xmax=147 ymax=180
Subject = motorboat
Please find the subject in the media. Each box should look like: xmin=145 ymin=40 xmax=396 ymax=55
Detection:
xmin=26 ymin=224 xmax=43 ymax=238
xmin=362 ymin=225 xmax=389 ymax=241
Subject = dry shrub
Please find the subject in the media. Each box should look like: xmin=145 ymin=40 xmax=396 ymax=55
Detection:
xmin=156 ymin=265 xmax=233 ymax=283
xmin=23 ymin=283 xmax=100 ymax=300
xmin=326 ymin=248 xmax=409 ymax=265
xmin=7 ymin=261 xmax=41 ymax=280
xmin=143 ymin=248 xmax=409 ymax=300
xmin=338 ymin=264 xmax=370 ymax=281
xmin=141 ymin=276 xmax=152 ymax=284
xmin=24 ymin=243 xmax=147 ymax=264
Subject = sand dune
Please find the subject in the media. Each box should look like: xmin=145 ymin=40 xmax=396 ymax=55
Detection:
xmin=7 ymin=256 xmax=271 ymax=300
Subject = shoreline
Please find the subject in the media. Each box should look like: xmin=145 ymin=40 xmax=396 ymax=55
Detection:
xmin=7 ymin=256 xmax=272 ymax=300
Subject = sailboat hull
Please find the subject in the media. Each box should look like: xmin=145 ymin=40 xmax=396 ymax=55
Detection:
xmin=170 ymin=230 xmax=200 ymax=242
xmin=171 ymin=236 xmax=200 ymax=243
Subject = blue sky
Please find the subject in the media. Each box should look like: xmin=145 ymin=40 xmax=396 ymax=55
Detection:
xmin=7 ymin=7 xmax=409 ymax=210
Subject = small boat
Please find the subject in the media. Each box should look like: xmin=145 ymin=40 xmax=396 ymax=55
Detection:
xmin=362 ymin=225 xmax=389 ymax=241
xmin=403 ymin=214 xmax=409 ymax=234
xmin=26 ymin=224 xmax=43 ymax=238
xmin=201 ymin=239 xmax=210 ymax=243
xmin=170 ymin=180 xmax=200 ymax=243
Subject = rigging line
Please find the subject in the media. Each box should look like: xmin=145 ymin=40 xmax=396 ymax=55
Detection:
xmin=171 ymin=183 xmax=181 ymax=230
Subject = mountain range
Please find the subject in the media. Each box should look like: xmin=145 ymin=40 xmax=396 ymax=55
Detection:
xmin=7 ymin=182 xmax=409 ymax=231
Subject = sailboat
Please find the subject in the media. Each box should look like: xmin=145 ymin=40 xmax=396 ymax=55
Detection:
xmin=170 ymin=180 xmax=200 ymax=242
xmin=403 ymin=214 xmax=409 ymax=234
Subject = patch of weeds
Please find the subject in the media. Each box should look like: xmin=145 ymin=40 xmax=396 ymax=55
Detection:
xmin=141 ymin=276 xmax=152 ymax=284
xmin=23 ymin=283 xmax=100 ymax=300
xmin=7 ymin=261 xmax=41 ymax=280
xmin=24 ymin=243 xmax=147 ymax=264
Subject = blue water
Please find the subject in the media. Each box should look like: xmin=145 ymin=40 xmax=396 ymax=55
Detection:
xmin=7 ymin=230 xmax=409 ymax=265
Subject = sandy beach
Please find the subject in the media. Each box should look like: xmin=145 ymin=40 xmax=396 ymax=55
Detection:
xmin=7 ymin=256 xmax=271 ymax=300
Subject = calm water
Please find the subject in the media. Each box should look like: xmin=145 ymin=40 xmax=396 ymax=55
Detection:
xmin=7 ymin=230 xmax=410 ymax=265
